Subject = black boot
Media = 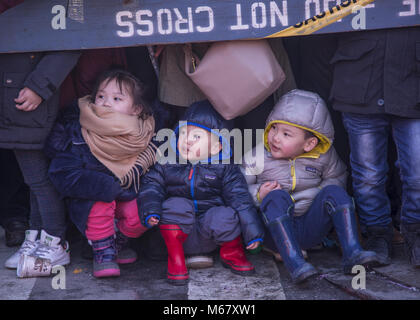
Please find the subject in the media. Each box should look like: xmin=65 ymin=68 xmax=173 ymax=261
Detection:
xmin=3 ymin=219 xmax=29 ymax=247
xmin=400 ymin=223 xmax=420 ymax=267
xmin=364 ymin=224 xmax=393 ymax=266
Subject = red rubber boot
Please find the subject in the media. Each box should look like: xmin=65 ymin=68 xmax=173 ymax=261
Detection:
xmin=159 ymin=225 xmax=189 ymax=285
xmin=220 ymin=236 xmax=255 ymax=276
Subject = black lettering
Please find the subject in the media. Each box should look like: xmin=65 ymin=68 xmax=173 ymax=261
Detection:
xmin=316 ymin=12 xmax=326 ymax=19
xmin=342 ymin=1 xmax=352 ymax=7
xmin=329 ymin=5 xmax=341 ymax=14
xmin=304 ymin=16 xmax=317 ymax=25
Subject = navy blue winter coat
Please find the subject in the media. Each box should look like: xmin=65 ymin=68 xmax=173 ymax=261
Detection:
xmin=45 ymin=101 xmax=142 ymax=234
xmin=139 ymin=100 xmax=264 ymax=245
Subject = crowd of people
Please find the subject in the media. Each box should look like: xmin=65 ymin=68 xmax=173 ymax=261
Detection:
xmin=1 ymin=1 xmax=419 ymax=286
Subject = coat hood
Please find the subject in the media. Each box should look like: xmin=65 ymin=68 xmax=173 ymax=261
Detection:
xmin=170 ymin=100 xmax=233 ymax=161
xmin=264 ymin=89 xmax=334 ymax=158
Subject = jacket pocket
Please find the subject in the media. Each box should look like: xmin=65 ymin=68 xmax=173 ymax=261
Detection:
xmin=329 ymin=39 xmax=377 ymax=105
xmin=2 ymin=72 xmax=48 ymax=128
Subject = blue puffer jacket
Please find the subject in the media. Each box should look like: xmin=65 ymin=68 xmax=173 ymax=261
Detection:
xmin=139 ymin=100 xmax=264 ymax=246
xmin=45 ymin=101 xmax=147 ymax=234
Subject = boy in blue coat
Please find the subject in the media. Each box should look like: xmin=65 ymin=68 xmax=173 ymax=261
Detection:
xmin=139 ymin=100 xmax=264 ymax=285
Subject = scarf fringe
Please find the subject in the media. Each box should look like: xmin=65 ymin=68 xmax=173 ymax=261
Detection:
xmin=120 ymin=142 xmax=158 ymax=193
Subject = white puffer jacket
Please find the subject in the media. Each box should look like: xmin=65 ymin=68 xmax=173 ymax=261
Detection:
xmin=242 ymin=89 xmax=347 ymax=216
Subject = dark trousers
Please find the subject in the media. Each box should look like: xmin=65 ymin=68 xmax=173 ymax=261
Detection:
xmin=14 ymin=149 xmax=67 ymax=239
xmin=160 ymin=197 xmax=241 ymax=255
xmin=0 ymin=149 xmax=29 ymax=226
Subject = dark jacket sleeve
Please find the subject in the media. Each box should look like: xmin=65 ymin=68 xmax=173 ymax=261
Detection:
xmin=23 ymin=51 xmax=80 ymax=100
xmin=222 ymin=165 xmax=265 ymax=245
xmin=44 ymin=120 xmax=67 ymax=159
xmin=48 ymin=152 xmax=123 ymax=203
xmin=138 ymin=163 xmax=167 ymax=225
xmin=44 ymin=101 xmax=80 ymax=159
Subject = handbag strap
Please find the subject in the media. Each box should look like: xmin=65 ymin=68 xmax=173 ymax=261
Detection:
xmin=184 ymin=43 xmax=201 ymax=74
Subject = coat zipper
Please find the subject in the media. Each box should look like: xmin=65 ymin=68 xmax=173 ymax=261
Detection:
xmin=188 ymin=165 xmax=198 ymax=213
xmin=290 ymin=159 xmax=296 ymax=192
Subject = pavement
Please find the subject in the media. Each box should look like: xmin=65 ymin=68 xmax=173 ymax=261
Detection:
xmin=0 ymin=227 xmax=419 ymax=301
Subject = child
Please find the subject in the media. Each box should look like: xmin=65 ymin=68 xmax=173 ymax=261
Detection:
xmin=139 ymin=100 xmax=264 ymax=286
xmin=45 ymin=69 xmax=157 ymax=278
xmin=1 ymin=45 xmax=80 ymax=270
xmin=242 ymin=89 xmax=379 ymax=283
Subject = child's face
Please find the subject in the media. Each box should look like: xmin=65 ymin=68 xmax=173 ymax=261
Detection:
xmin=94 ymin=79 xmax=141 ymax=116
xmin=177 ymin=125 xmax=221 ymax=161
xmin=267 ymin=123 xmax=315 ymax=160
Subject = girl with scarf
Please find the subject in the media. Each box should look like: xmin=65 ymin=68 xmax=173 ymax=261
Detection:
xmin=45 ymin=69 xmax=157 ymax=278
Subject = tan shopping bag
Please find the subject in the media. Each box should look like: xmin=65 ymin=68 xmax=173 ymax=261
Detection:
xmin=185 ymin=40 xmax=286 ymax=120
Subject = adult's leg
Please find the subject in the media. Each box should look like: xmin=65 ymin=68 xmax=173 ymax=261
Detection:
xmin=0 ymin=149 xmax=29 ymax=246
xmin=392 ymin=117 xmax=420 ymax=266
xmin=14 ymin=149 xmax=67 ymax=239
xmin=342 ymin=112 xmax=393 ymax=264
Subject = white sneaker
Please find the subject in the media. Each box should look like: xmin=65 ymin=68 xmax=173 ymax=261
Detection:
xmin=185 ymin=255 xmax=214 ymax=269
xmin=31 ymin=230 xmax=70 ymax=267
xmin=4 ymin=230 xmax=39 ymax=269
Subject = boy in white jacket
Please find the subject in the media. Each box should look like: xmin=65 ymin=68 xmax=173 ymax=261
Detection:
xmin=242 ymin=90 xmax=379 ymax=283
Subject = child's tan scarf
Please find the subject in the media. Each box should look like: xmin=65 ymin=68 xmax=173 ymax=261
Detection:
xmin=78 ymin=95 xmax=157 ymax=192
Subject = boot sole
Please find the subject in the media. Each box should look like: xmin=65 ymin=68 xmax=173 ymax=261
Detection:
xmin=294 ymin=269 xmax=319 ymax=284
xmin=94 ymin=269 xmax=121 ymax=278
xmin=366 ymin=258 xmax=391 ymax=268
xmin=117 ymin=257 xmax=137 ymax=264
xmin=167 ymin=278 xmax=189 ymax=286
xmin=221 ymin=261 xmax=255 ymax=276
xmin=343 ymin=255 xmax=387 ymax=274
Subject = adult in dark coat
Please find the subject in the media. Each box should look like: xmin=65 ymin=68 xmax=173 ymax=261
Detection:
xmin=330 ymin=26 xmax=420 ymax=267
xmin=0 ymin=149 xmax=29 ymax=247
xmin=0 ymin=0 xmax=29 ymax=247
xmin=1 ymin=0 xmax=80 ymax=269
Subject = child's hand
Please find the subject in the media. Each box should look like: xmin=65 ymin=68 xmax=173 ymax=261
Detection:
xmin=246 ymin=241 xmax=261 ymax=250
xmin=147 ymin=216 xmax=160 ymax=227
xmin=259 ymin=181 xmax=281 ymax=201
xmin=15 ymin=87 xmax=42 ymax=111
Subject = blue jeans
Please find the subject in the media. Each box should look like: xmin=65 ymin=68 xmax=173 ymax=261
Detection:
xmin=262 ymin=185 xmax=352 ymax=250
xmin=342 ymin=113 xmax=420 ymax=227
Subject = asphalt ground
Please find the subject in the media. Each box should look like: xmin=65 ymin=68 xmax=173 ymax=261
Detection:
xmin=0 ymin=227 xmax=419 ymax=304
